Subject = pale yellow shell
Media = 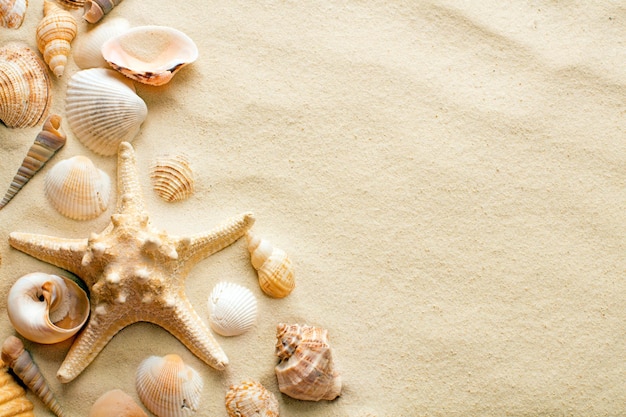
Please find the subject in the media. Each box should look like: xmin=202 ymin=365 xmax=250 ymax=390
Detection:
xmin=224 ymin=380 xmax=279 ymax=417
xmin=0 ymin=365 xmax=35 ymax=417
xmin=0 ymin=42 xmax=51 ymax=128
xmin=36 ymin=1 xmax=77 ymax=77
xmin=274 ymin=323 xmax=342 ymax=401
xmin=0 ymin=0 xmax=27 ymax=28
xmin=150 ymin=155 xmax=195 ymax=202
xmin=136 ymin=354 xmax=203 ymax=417
xmin=83 ymin=0 xmax=122 ymax=24
xmin=246 ymin=232 xmax=295 ymax=298
xmin=44 ymin=155 xmax=111 ymax=220
xmin=89 ymin=389 xmax=148 ymax=417
xmin=73 ymin=17 xmax=130 ymax=69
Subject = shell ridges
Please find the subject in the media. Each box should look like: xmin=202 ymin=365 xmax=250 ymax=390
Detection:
xmin=208 ymin=282 xmax=257 ymax=337
xmin=224 ymin=380 xmax=279 ymax=417
xmin=0 ymin=0 xmax=27 ymax=28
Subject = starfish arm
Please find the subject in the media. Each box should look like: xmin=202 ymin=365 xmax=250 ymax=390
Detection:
xmin=9 ymin=232 xmax=88 ymax=276
xmin=116 ymin=142 xmax=146 ymax=216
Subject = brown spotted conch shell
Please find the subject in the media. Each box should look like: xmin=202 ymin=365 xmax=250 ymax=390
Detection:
xmin=83 ymin=0 xmax=122 ymax=24
xmin=246 ymin=232 xmax=295 ymax=298
xmin=150 ymin=154 xmax=195 ymax=202
xmin=0 ymin=0 xmax=27 ymax=28
xmin=36 ymin=1 xmax=77 ymax=77
xmin=89 ymin=389 xmax=148 ymax=417
xmin=224 ymin=379 xmax=279 ymax=417
xmin=0 ymin=114 xmax=66 ymax=210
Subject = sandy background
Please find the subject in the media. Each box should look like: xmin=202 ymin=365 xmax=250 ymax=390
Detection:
xmin=1 ymin=1 xmax=625 ymax=415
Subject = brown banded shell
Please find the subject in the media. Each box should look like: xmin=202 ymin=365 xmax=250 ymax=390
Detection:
xmin=36 ymin=1 xmax=77 ymax=77
xmin=89 ymin=389 xmax=148 ymax=417
xmin=0 ymin=114 xmax=66 ymax=210
xmin=56 ymin=0 xmax=84 ymax=8
xmin=150 ymin=155 xmax=195 ymax=202
xmin=83 ymin=0 xmax=122 ymax=24
xmin=274 ymin=324 xmax=342 ymax=401
xmin=225 ymin=380 xmax=279 ymax=417
xmin=246 ymin=232 xmax=295 ymax=298
xmin=0 ymin=364 xmax=35 ymax=417
xmin=0 ymin=43 xmax=52 ymax=128
xmin=0 ymin=0 xmax=27 ymax=28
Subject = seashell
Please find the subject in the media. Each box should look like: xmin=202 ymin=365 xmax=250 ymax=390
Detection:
xmin=224 ymin=380 xmax=279 ymax=417
xmin=1 ymin=336 xmax=66 ymax=417
xmin=83 ymin=0 xmax=122 ymax=24
xmin=246 ymin=232 xmax=295 ymax=298
xmin=136 ymin=354 xmax=203 ymax=417
xmin=0 ymin=364 xmax=35 ymax=417
xmin=0 ymin=43 xmax=52 ymax=128
xmin=101 ymin=25 xmax=198 ymax=86
xmin=56 ymin=0 xmax=84 ymax=8
xmin=89 ymin=389 xmax=148 ymax=417
xmin=7 ymin=272 xmax=90 ymax=344
xmin=208 ymin=282 xmax=257 ymax=337
xmin=73 ymin=17 xmax=130 ymax=69
xmin=44 ymin=155 xmax=111 ymax=220
xmin=274 ymin=323 xmax=342 ymax=401
xmin=0 ymin=114 xmax=66 ymax=210
xmin=36 ymin=1 xmax=77 ymax=77
xmin=150 ymin=154 xmax=195 ymax=202
xmin=66 ymin=68 xmax=148 ymax=156
xmin=0 ymin=0 xmax=27 ymax=28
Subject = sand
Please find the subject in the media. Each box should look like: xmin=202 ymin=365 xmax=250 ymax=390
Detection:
xmin=0 ymin=1 xmax=625 ymax=415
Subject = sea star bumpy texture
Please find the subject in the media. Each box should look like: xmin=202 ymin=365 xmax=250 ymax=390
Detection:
xmin=9 ymin=142 xmax=255 ymax=383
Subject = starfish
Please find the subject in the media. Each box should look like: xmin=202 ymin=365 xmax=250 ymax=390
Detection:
xmin=8 ymin=142 xmax=255 ymax=383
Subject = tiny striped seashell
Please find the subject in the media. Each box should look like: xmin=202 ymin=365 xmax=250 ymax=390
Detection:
xmin=36 ymin=1 xmax=77 ymax=77
xmin=136 ymin=354 xmax=203 ymax=417
xmin=150 ymin=155 xmax=195 ymax=202
xmin=0 ymin=114 xmax=66 ymax=210
xmin=0 ymin=0 xmax=27 ymax=28
xmin=56 ymin=0 xmax=84 ymax=8
xmin=208 ymin=282 xmax=257 ymax=337
xmin=0 ymin=364 xmax=35 ymax=417
xmin=73 ymin=17 xmax=130 ymax=69
xmin=83 ymin=0 xmax=122 ymax=24
xmin=1 ymin=336 xmax=65 ymax=417
xmin=44 ymin=155 xmax=111 ymax=220
xmin=224 ymin=380 xmax=279 ymax=417
xmin=89 ymin=389 xmax=148 ymax=417
xmin=246 ymin=232 xmax=295 ymax=298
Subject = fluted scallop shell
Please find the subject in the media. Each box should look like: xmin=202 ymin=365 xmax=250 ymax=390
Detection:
xmin=151 ymin=155 xmax=194 ymax=202
xmin=44 ymin=155 xmax=111 ymax=220
xmin=274 ymin=323 xmax=342 ymax=401
xmin=0 ymin=364 xmax=35 ymax=417
xmin=73 ymin=17 xmax=130 ymax=69
xmin=246 ymin=232 xmax=295 ymax=298
xmin=136 ymin=354 xmax=203 ymax=417
xmin=89 ymin=389 xmax=148 ymax=417
xmin=208 ymin=282 xmax=257 ymax=337
xmin=7 ymin=272 xmax=90 ymax=344
xmin=224 ymin=380 xmax=279 ymax=417
xmin=0 ymin=114 xmax=66 ymax=210
xmin=101 ymin=25 xmax=198 ymax=86
xmin=0 ymin=43 xmax=51 ymax=128
xmin=66 ymin=68 xmax=147 ymax=156
xmin=0 ymin=0 xmax=27 ymax=28
xmin=83 ymin=0 xmax=122 ymax=24
xmin=36 ymin=1 xmax=77 ymax=77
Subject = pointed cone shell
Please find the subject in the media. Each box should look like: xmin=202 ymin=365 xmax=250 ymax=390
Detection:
xmin=224 ymin=380 xmax=279 ymax=417
xmin=208 ymin=282 xmax=257 ymax=337
xmin=274 ymin=324 xmax=342 ymax=401
xmin=66 ymin=68 xmax=148 ymax=156
xmin=246 ymin=232 xmax=295 ymax=298
xmin=101 ymin=25 xmax=198 ymax=86
xmin=73 ymin=17 xmax=130 ymax=69
xmin=0 ymin=365 xmax=35 ymax=417
xmin=0 ymin=114 xmax=66 ymax=210
xmin=36 ymin=1 xmax=77 ymax=77
xmin=0 ymin=42 xmax=51 ymax=128
xmin=89 ymin=389 xmax=148 ymax=417
xmin=0 ymin=0 xmax=27 ymax=29
xmin=151 ymin=154 xmax=195 ymax=202
xmin=44 ymin=155 xmax=111 ymax=220
xmin=83 ymin=0 xmax=123 ymax=24
xmin=136 ymin=354 xmax=203 ymax=417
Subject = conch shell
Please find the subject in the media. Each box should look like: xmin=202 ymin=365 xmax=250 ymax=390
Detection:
xmin=36 ymin=1 xmax=78 ymax=77
xmin=274 ymin=323 xmax=342 ymax=401
xmin=6 ymin=272 xmax=90 ymax=344
xmin=1 ymin=336 xmax=66 ymax=417
xmin=83 ymin=0 xmax=122 ymax=24
xmin=224 ymin=380 xmax=279 ymax=417
xmin=0 ymin=0 xmax=27 ymax=28
xmin=0 ymin=363 xmax=35 ymax=417
xmin=89 ymin=389 xmax=148 ymax=417
xmin=246 ymin=232 xmax=295 ymax=298
xmin=0 ymin=114 xmax=66 ymax=210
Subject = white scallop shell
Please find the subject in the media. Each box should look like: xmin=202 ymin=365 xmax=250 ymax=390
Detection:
xmin=66 ymin=68 xmax=148 ymax=156
xmin=73 ymin=17 xmax=130 ymax=69
xmin=136 ymin=354 xmax=203 ymax=417
xmin=208 ymin=282 xmax=257 ymax=337
xmin=44 ymin=155 xmax=111 ymax=220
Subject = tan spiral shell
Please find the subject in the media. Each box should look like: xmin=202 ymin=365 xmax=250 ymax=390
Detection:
xmin=246 ymin=232 xmax=295 ymax=298
xmin=0 ymin=0 xmax=27 ymax=28
xmin=0 ymin=42 xmax=52 ymax=128
xmin=36 ymin=1 xmax=77 ymax=77
xmin=83 ymin=0 xmax=122 ymax=24
xmin=224 ymin=380 xmax=279 ymax=417
xmin=0 ymin=364 xmax=35 ymax=417
xmin=89 ymin=389 xmax=148 ymax=417
xmin=150 ymin=155 xmax=195 ymax=202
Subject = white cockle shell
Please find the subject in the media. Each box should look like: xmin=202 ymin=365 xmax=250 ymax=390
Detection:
xmin=66 ymin=68 xmax=148 ymax=156
xmin=6 ymin=272 xmax=90 ymax=345
xmin=224 ymin=379 xmax=279 ymax=417
xmin=208 ymin=282 xmax=257 ymax=337
xmin=246 ymin=232 xmax=295 ymax=298
xmin=73 ymin=17 xmax=130 ymax=69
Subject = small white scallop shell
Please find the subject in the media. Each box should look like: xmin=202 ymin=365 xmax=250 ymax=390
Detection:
xmin=136 ymin=354 xmax=203 ymax=417
xmin=66 ymin=68 xmax=148 ymax=156
xmin=0 ymin=0 xmax=27 ymax=29
xmin=44 ymin=155 xmax=111 ymax=220
xmin=224 ymin=380 xmax=279 ymax=417
xmin=7 ymin=272 xmax=90 ymax=345
xmin=208 ymin=282 xmax=257 ymax=337
xmin=73 ymin=17 xmax=130 ymax=69
xmin=150 ymin=154 xmax=195 ymax=202
xmin=246 ymin=232 xmax=295 ymax=298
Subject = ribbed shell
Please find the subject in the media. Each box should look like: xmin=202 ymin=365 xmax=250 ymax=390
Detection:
xmin=73 ymin=17 xmax=130 ymax=69
xmin=83 ymin=0 xmax=122 ymax=24
xmin=208 ymin=282 xmax=257 ymax=337
xmin=36 ymin=1 xmax=77 ymax=77
xmin=89 ymin=389 xmax=148 ymax=417
xmin=66 ymin=68 xmax=147 ymax=156
xmin=246 ymin=232 xmax=295 ymax=298
xmin=0 ymin=43 xmax=51 ymax=128
xmin=224 ymin=380 xmax=279 ymax=417
xmin=44 ymin=155 xmax=111 ymax=220
xmin=150 ymin=155 xmax=194 ymax=202
xmin=0 ymin=0 xmax=27 ymax=28
xmin=56 ymin=0 xmax=83 ymax=8
xmin=136 ymin=354 xmax=203 ymax=417
xmin=0 ymin=365 xmax=35 ymax=417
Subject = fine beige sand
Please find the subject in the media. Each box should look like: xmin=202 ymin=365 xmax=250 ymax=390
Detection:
xmin=1 ymin=1 xmax=625 ymax=415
